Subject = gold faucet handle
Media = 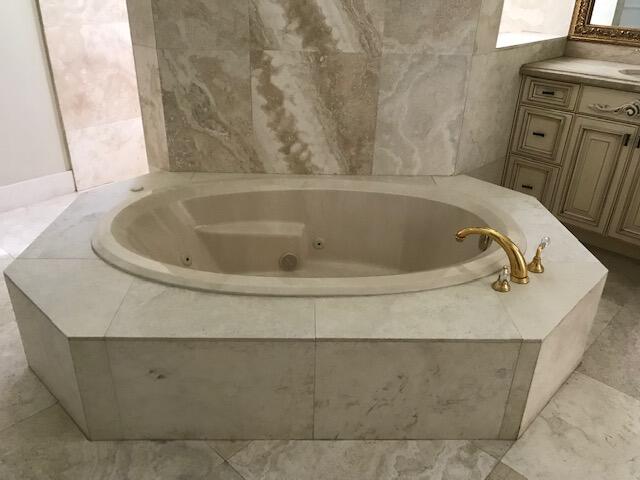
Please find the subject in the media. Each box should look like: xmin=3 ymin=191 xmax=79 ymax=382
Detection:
xmin=492 ymin=266 xmax=511 ymax=293
xmin=528 ymin=236 xmax=551 ymax=274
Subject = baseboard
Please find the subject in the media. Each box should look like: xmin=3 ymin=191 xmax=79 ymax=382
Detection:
xmin=0 ymin=170 xmax=76 ymax=213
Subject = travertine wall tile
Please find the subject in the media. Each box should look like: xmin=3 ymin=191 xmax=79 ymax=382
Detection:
xmin=252 ymin=51 xmax=379 ymax=174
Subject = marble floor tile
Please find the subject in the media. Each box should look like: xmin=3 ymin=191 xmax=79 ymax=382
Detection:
xmin=578 ymin=297 xmax=640 ymax=401
xmin=0 ymin=248 xmax=14 ymax=328
xmin=486 ymin=463 xmax=528 ymax=480
xmin=0 ymin=194 xmax=77 ymax=257
xmin=471 ymin=440 xmax=514 ymax=461
xmin=0 ymin=321 xmax=56 ymax=432
xmin=503 ymin=373 xmax=640 ymax=480
xmin=230 ymin=440 xmax=497 ymax=480
xmin=209 ymin=440 xmax=252 ymax=461
xmin=0 ymin=404 xmax=231 ymax=480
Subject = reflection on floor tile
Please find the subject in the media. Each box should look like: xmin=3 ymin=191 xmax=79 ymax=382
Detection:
xmin=0 ymin=405 xmax=231 ymax=480
xmin=0 ymin=321 xmax=56 ymax=431
xmin=503 ymin=373 xmax=640 ymax=480
xmin=0 ymin=194 xmax=77 ymax=257
xmin=579 ymin=297 xmax=640 ymax=400
xmin=229 ymin=440 xmax=497 ymax=480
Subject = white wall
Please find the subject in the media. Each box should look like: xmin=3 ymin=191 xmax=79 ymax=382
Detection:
xmin=0 ymin=0 xmax=70 ymax=188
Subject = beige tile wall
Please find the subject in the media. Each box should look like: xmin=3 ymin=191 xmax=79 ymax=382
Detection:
xmin=128 ymin=0 xmax=567 ymax=179
xmin=39 ymin=0 xmax=148 ymax=190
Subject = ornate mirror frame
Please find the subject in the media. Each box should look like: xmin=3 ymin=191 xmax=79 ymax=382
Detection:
xmin=569 ymin=0 xmax=640 ymax=46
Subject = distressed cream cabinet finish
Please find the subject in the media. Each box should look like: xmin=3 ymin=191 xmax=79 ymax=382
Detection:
xmin=504 ymin=68 xmax=640 ymax=251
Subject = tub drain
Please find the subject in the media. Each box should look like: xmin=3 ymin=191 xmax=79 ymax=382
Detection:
xmin=279 ymin=252 xmax=298 ymax=271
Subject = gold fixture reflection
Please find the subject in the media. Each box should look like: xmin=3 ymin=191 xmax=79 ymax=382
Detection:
xmin=455 ymin=227 xmax=529 ymax=285
xmin=492 ymin=266 xmax=512 ymax=293
xmin=527 ymin=236 xmax=551 ymax=274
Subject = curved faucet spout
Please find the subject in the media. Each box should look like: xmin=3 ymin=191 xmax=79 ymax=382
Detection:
xmin=456 ymin=227 xmax=529 ymax=285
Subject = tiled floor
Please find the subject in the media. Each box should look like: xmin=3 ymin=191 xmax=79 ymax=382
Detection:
xmin=0 ymin=194 xmax=639 ymax=479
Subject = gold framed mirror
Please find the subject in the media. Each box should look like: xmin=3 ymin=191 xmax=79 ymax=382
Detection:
xmin=570 ymin=0 xmax=640 ymax=45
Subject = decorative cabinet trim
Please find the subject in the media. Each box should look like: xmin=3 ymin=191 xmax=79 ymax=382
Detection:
xmin=589 ymin=99 xmax=640 ymax=118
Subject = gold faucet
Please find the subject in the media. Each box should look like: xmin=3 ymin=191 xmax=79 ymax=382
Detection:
xmin=455 ymin=227 xmax=529 ymax=285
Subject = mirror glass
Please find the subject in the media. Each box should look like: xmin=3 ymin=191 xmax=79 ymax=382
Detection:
xmin=590 ymin=0 xmax=640 ymax=28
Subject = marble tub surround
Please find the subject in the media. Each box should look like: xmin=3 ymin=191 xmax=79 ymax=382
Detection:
xmin=127 ymin=0 xmax=566 ymax=177
xmin=5 ymin=173 xmax=607 ymax=441
xmin=521 ymin=56 xmax=640 ymax=93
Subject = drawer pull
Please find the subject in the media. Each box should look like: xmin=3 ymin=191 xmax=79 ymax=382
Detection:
xmin=521 ymin=184 xmax=534 ymax=190
xmin=532 ymin=132 xmax=546 ymax=138
xmin=541 ymin=90 xmax=555 ymax=96
xmin=623 ymin=134 xmax=631 ymax=147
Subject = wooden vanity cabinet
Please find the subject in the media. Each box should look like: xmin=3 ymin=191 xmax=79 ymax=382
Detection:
xmin=504 ymin=75 xmax=640 ymax=254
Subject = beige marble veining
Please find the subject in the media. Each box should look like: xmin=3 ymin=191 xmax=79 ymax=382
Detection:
xmin=230 ymin=440 xmax=497 ymax=480
xmin=107 ymin=339 xmax=315 ymax=439
xmin=66 ymin=118 xmax=148 ymax=191
xmin=373 ymin=53 xmax=469 ymax=175
xmin=504 ymin=373 xmax=640 ymax=479
xmin=126 ymin=0 xmax=156 ymax=48
xmin=565 ymin=40 xmax=640 ymax=66
xmin=314 ymin=341 xmax=520 ymax=439
xmin=250 ymin=0 xmax=384 ymax=56
xmin=251 ymin=50 xmax=379 ymax=174
xmin=152 ymin=0 xmax=249 ymax=51
xmin=159 ymin=49 xmax=260 ymax=172
xmin=44 ymin=22 xmax=142 ymax=131
xmin=383 ymin=0 xmax=483 ymax=54
xmin=474 ymin=0 xmax=505 ymax=54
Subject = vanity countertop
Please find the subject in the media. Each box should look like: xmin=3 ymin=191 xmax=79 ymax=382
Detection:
xmin=522 ymin=57 xmax=640 ymax=93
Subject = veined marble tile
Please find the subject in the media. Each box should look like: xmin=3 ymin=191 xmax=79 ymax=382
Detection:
xmin=315 ymin=279 xmax=520 ymax=341
xmin=44 ymin=22 xmax=141 ymax=131
xmin=0 ymin=321 xmax=56 ymax=432
xmin=132 ymin=46 xmax=169 ymax=170
xmin=153 ymin=0 xmax=249 ymax=51
xmin=565 ymin=40 xmax=640 ymax=66
xmin=159 ymin=49 xmax=261 ymax=172
xmin=579 ymin=296 xmax=640 ymax=401
xmin=209 ymin=441 xmax=252 ymax=461
xmin=372 ymin=53 xmax=469 ymax=175
xmin=67 ymin=117 xmax=149 ymax=191
xmin=472 ymin=440 xmax=514 ymax=460
xmin=230 ymin=440 xmax=497 ymax=480
xmin=107 ymin=339 xmax=314 ymax=439
xmin=503 ymin=373 xmax=640 ymax=479
xmin=0 ymin=404 xmax=233 ymax=480
xmin=383 ymin=0 xmax=483 ymax=54
xmin=251 ymin=50 xmax=379 ymax=174
xmin=5 ymin=259 xmax=134 ymax=338
xmin=107 ymin=278 xmax=315 ymax=339
xmin=0 ymin=194 xmax=77 ymax=257
xmin=314 ymin=341 xmax=520 ymax=439
xmin=250 ymin=0 xmax=384 ymax=56
xmin=39 ymin=0 xmax=128 ymax=28
xmin=126 ymin=0 xmax=156 ymax=48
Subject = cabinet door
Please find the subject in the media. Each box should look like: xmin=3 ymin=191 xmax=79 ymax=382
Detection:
xmin=512 ymin=106 xmax=573 ymax=164
xmin=506 ymin=156 xmax=559 ymax=209
xmin=608 ymin=148 xmax=640 ymax=246
xmin=555 ymin=116 xmax=637 ymax=233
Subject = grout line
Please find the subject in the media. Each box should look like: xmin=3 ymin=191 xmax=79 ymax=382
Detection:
xmin=0 ymin=401 xmax=59 ymax=436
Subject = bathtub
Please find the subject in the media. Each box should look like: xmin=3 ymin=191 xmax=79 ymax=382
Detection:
xmin=6 ymin=173 xmax=606 ymax=440
xmin=92 ymin=177 xmax=525 ymax=296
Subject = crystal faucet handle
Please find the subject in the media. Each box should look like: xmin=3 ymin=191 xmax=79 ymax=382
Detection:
xmin=528 ymin=236 xmax=550 ymax=274
xmin=492 ymin=265 xmax=511 ymax=293
xmin=539 ymin=236 xmax=551 ymax=249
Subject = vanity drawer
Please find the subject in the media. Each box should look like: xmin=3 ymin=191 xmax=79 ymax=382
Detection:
xmin=511 ymin=106 xmax=573 ymax=164
xmin=579 ymin=86 xmax=640 ymax=125
xmin=522 ymin=77 xmax=580 ymax=110
xmin=505 ymin=156 xmax=559 ymax=208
